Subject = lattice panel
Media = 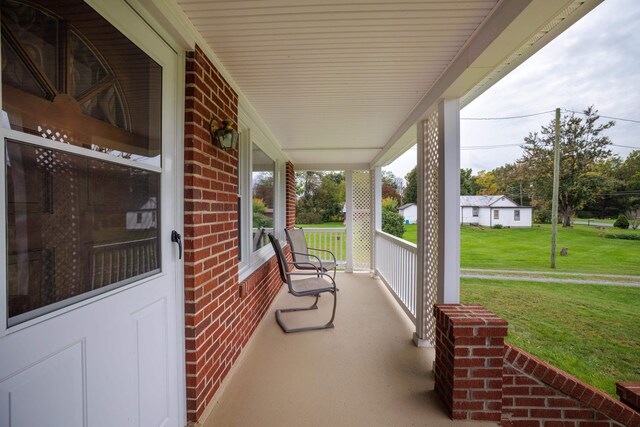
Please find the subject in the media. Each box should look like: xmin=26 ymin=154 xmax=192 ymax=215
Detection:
xmin=351 ymin=170 xmax=371 ymax=270
xmin=422 ymin=111 xmax=439 ymax=344
xmin=38 ymin=148 xmax=82 ymax=301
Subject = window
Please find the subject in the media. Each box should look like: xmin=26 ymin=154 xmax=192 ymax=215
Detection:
xmin=493 ymin=210 xmax=500 ymax=220
xmin=237 ymin=121 xmax=284 ymax=278
xmin=514 ymin=210 xmax=520 ymax=221
xmin=472 ymin=207 xmax=479 ymax=217
xmin=3 ymin=0 xmax=163 ymax=325
xmin=251 ymin=144 xmax=275 ymax=251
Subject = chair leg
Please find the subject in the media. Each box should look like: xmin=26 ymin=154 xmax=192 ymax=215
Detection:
xmin=276 ymin=292 xmax=337 ymax=333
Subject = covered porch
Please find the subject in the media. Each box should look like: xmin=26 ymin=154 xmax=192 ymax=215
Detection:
xmin=201 ymin=272 xmax=495 ymax=427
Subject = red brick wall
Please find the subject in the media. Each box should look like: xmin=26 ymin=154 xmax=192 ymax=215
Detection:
xmin=285 ymin=161 xmax=296 ymax=228
xmin=503 ymin=344 xmax=639 ymax=427
xmin=433 ymin=304 xmax=640 ymax=427
xmin=434 ymin=304 xmax=508 ymax=422
xmin=183 ymin=45 xmax=285 ymax=423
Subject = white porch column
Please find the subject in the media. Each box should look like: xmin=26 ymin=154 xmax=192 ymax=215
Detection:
xmin=345 ymin=170 xmax=353 ymax=273
xmin=371 ymin=167 xmax=382 ymax=275
xmin=413 ymin=98 xmax=461 ymax=347
xmin=437 ymin=99 xmax=461 ymax=304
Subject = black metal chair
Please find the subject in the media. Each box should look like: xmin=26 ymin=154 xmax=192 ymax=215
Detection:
xmin=268 ymin=233 xmax=337 ymax=333
xmin=285 ymin=227 xmax=337 ymax=280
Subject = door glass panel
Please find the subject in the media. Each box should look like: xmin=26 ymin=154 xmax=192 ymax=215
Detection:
xmin=6 ymin=140 xmax=161 ymax=325
xmin=1 ymin=0 xmax=162 ymax=166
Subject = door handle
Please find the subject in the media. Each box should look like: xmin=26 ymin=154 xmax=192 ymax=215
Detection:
xmin=171 ymin=230 xmax=182 ymax=260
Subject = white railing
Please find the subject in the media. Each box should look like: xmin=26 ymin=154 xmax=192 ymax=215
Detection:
xmin=90 ymin=237 xmax=159 ymax=289
xmin=375 ymin=230 xmax=417 ymax=321
xmin=300 ymin=227 xmax=347 ymax=266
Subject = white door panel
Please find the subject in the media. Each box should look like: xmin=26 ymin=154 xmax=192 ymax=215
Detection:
xmin=0 ymin=1 xmax=183 ymax=426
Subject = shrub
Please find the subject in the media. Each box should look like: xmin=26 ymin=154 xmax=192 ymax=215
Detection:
xmin=296 ymin=211 xmax=322 ymax=225
xmin=382 ymin=209 xmax=405 ymax=238
xmin=492 ymin=224 xmax=503 ymax=229
xmin=534 ymin=208 xmax=551 ymax=224
xmin=604 ymin=233 xmax=640 ymax=240
xmin=381 ymin=197 xmax=398 ymax=212
xmin=613 ymin=214 xmax=629 ymax=229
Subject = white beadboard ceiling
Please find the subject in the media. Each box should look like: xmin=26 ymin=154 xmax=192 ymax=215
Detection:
xmin=175 ymin=0 xmax=597 ymax=169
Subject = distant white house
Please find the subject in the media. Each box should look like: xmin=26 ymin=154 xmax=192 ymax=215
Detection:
xmin=398 ymin=203 xmax=417 ymax=224
xmin=460 ymin=195 xmax=532 ymax=227
xmin=398 ymin=196 xmax=532 ymax=227
xmin=126 ymin=197 xmax=158 ymax=230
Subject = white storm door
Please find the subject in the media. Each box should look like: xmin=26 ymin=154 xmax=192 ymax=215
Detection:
xmin=0 ymin=1 xmax=183 ymax=426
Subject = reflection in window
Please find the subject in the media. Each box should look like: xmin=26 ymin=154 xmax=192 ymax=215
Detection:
xmin=252 ymin=144 xmax=275 ymax=251
xmin=6 ymin=140 xmax=160 ymax=325
xmin=1 ymin=0 xmax=162 ymax=165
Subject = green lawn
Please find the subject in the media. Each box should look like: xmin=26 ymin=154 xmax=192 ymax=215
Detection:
xmin=296 ymin=223 xmax=347 ymax=261
xmin=461 ymin=278 xmax=640 ymax=396
xmin=402 ymin=223 xmax=640 ymax=275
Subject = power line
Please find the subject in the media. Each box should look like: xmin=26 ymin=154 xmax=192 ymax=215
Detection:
xmin=460 ymin=143 xmax=523 ymax=150
xmin=611 ymin=144 xmax=640 ymax=150
xmin=563 ymin=109 xmax=640 ymax=124
xmin=461 ymin=110 xmax=554 ymax=120
xmin=461 ymin=108 xmax=640 ymax=124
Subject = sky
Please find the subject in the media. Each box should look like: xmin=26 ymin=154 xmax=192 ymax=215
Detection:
xmin=386 ymin=0 xmax=640 ymax=179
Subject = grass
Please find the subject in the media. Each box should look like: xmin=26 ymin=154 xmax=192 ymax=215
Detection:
xmin=461 ymin=278 xmax=640 ymax=396
xmin=402 ymin=223 xmax=640 ymax=275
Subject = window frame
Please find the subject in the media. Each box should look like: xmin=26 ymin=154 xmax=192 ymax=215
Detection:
xmin=472 ymin=207 xmax=479 ymax=217
xmin=237 ymin=113 xmax=286 ymax=281
xmin=514 ymin=209 xmax=520 ymax=221
xmin=493 ymin=209 xmax=500 ymax=220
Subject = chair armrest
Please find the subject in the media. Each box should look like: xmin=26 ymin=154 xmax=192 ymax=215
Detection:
xmin=307 ymin=247 xmax=337 ymax=264
xmin=291 ymin=251 xmax=326 ymax=271
xmin=286 ymin=260 xmax=321 ymax=272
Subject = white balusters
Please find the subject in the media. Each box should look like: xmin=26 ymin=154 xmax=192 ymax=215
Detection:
xmin=375 ymin=231 xmax=417 ymax=321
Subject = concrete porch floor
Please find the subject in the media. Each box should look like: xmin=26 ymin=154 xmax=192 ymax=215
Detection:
xmin=202 ymin=272 xmax=495 ymax=427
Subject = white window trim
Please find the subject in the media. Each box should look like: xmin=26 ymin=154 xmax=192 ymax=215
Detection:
xmin=237 ymin=105 xmax=287 ymax=281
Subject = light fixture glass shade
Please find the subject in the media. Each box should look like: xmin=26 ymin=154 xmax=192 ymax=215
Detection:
xmin=210 ymin=118 xmax=239 ymax=151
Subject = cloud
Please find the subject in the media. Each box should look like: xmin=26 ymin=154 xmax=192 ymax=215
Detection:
xmin=386 ymin=0 xmax=640 ymax=178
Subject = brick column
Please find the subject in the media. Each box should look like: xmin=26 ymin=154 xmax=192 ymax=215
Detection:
xmin=285 ymin=161 xmax=296 ymax=229
xmin=617 ymin=382 xmax=640 ymax=412
xmin=434 ymin=304 xmax=508 ymax=421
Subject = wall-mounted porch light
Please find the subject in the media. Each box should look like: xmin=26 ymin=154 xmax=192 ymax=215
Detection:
xmin=209 ymin=117 xmax=239 ymax=151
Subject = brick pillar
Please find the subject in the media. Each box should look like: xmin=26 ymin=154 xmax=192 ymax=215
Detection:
xmin=434 ymin=304 xmax=508 ymax=421
xmin=617 ymin=382 xmax=640 ymax=412
xmin=285 ymin=161 xmax=296 ymax=229
xmin=184 ymin=45 xmax=239 ymax=422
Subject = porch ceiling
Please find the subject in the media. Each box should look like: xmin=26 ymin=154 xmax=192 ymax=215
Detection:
xmin=175 ymin=0 xmax=600 ymax=169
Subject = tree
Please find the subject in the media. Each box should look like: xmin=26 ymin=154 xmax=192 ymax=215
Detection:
xmin=403 ymin=167 xmax=417 ymax=204
xmin=518 ymin=106 xmax=615 ymax=227
xmin=295 ymin=171 xmax=345 ymax=224
xmin=474 ymin=170 xmax=499 ymax=195
xmin=382 ymin=170 xmax=403 ymax=203
xmin=460 ymin=168 xmax=478 ymax=195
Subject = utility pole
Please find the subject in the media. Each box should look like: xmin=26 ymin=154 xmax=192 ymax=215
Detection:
xmin=550 ymin=108 xmax=561 ymax=269
xmin=520 ymin=182 xmax=523 ymax=206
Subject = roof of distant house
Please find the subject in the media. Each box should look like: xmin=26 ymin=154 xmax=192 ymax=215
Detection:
xmin=459 ymin=195 xmax=530 ymax=208
xmin=398 ymin=203 xmax=416 ymax=210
